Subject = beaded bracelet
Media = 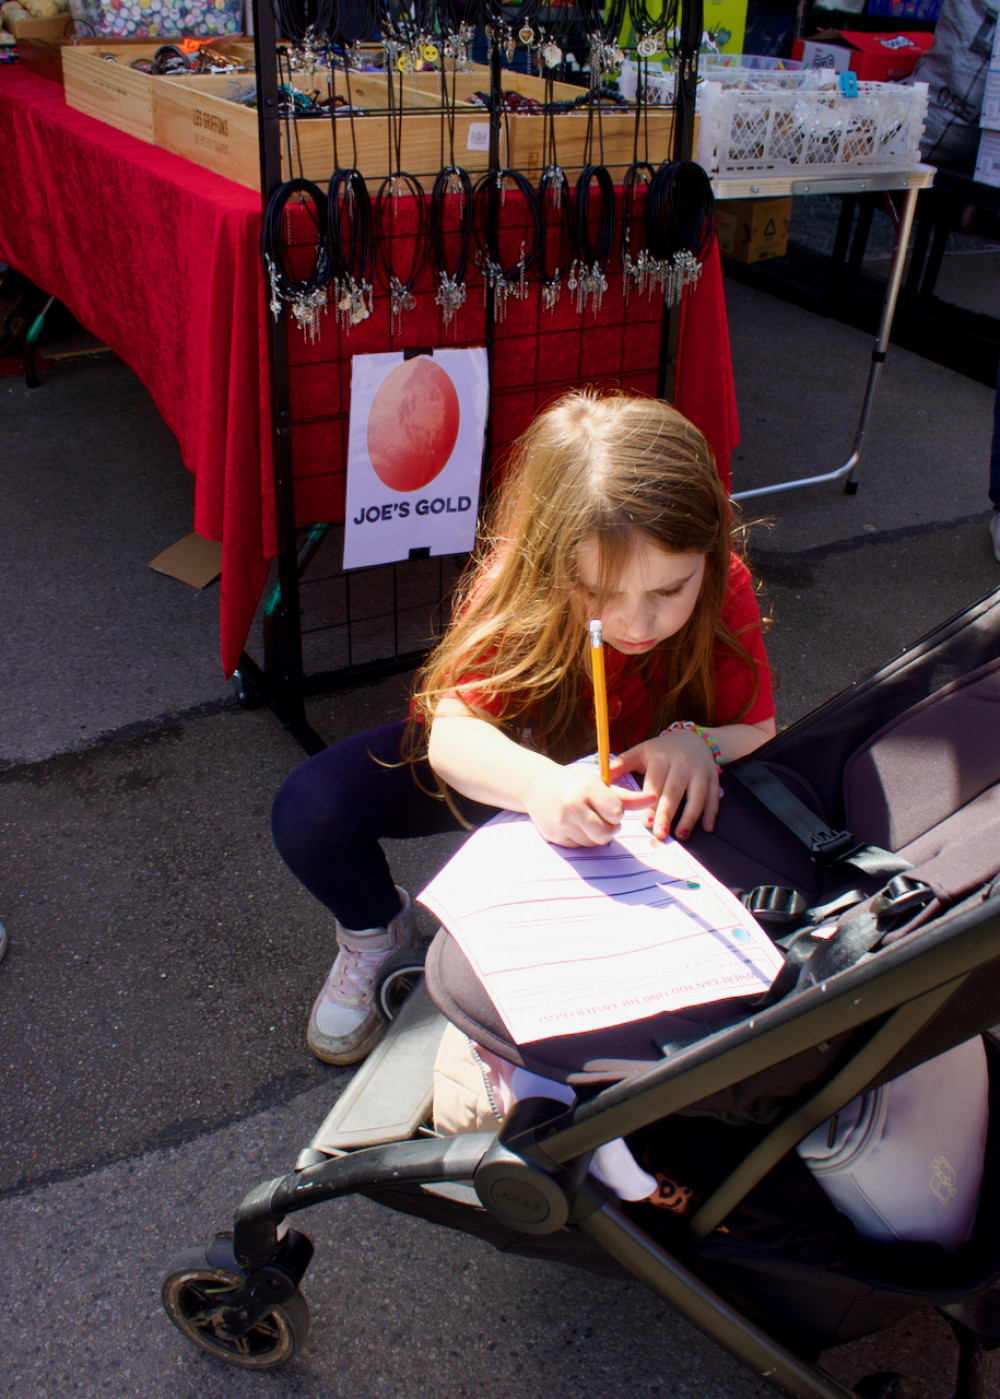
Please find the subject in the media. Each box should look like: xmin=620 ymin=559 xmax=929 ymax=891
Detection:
xmin=664 ymin=720 xmax=724 ymax=781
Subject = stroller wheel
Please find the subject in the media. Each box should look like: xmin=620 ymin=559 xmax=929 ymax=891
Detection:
xmin=161 ymin=1242 xmax=309 ymax=1370
xmin=375 ymin=942 xmax=429 ymax=1021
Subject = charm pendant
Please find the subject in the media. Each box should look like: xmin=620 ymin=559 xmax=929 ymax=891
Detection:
xmin=335 ymin=279 xmax=370 ymax=330
xmin=435 ymin=272 xmax=467 ymax=331
xmin=446 ymin=168 xmax=466 ymax=207
xmin=541 ymin=41 xmax=562 ymax=68
xmin=519 ymin=23 xmax=533 ymax=45
xmin=265 ymin=257 xmax=283 ymax=323
xmin=637 ymin=33 xmax=657 ymax=58
xmin=542 ymin=164 xmax=567 ymax=209
xmin=541 ymin=280 xmax=561 ymax=311
xmin=573 ymin=261 xmax=608 ymax=316
xmin=291 ymin=287 xmax=326 ymax=343
xmin=389 ymin=277 xmax=417 ymax=333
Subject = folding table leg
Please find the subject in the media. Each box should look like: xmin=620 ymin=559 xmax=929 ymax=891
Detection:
xmin=730 ymin=184 xmax=921 ymax=504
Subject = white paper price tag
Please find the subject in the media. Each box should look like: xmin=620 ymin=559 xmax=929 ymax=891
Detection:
xmin=466 ymin=122 xmax=490 ymax=152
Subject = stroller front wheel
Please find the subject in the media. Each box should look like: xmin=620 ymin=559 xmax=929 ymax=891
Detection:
xmin=375 ymin=942 xmax=429 ymax=1020
xmin=161 ymin=1242 xmax=309 ymax=1370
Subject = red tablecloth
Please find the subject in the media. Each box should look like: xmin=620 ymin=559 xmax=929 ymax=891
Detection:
xmin=0 ymin=64 xmax=738 ymax=678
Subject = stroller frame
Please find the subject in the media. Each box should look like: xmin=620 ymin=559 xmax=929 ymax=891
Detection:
xmin=163 ymin=589 xmax=1000 ymax=1399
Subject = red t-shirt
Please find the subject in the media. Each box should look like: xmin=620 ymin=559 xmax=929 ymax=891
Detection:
xmin=455 ymin=555 xmax=773 ymax=751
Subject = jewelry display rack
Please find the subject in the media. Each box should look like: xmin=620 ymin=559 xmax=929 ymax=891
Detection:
xmin=236 ymin=0 xmax=703 ymax=754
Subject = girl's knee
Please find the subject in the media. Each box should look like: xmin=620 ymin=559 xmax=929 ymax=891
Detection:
xmin=271 ymin=755 xmax=344 ymax=862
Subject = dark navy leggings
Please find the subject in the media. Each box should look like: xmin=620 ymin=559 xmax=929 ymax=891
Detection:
xmin=271 ymin=721 xmax=499 ymax=931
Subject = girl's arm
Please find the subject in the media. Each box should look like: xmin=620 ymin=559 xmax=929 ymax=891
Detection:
xmin=609 ymin=716 xmax=776 ymax=842
xmin=428 ymin=696 xmax=643 ymax=847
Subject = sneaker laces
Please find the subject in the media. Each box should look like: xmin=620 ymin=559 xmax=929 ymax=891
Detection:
xmin=326 ymin=945 xmax=388 ymax=1010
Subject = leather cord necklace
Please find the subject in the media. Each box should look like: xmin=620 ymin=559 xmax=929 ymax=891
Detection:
xmin=375 ymin=171 xmax=429 ymax=332
xmin=430 ymin=164 xmax=475 ymax=332
xmin=327 ymin=167 xmax=375 ymax=330
xmin=643 ymin=158 xmax=715 ymax=306
xmin=537 ymin=155 xmax=577 ymax=312
xmin=621 ymin=160 xmax=654 ymax=303
xmin=374 ymin=66 xmax=428 ymax=332
xmin=472 ymin=167 xmax=542 ymax=323
xmin=570 ymin=163 xmax=615 ymax=316
xmin=260 ymin=177 xmax=333 ymax=342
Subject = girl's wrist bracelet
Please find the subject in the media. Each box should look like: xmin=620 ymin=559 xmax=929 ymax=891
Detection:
xmin=663 ymin=720 xmax=724 ymax=779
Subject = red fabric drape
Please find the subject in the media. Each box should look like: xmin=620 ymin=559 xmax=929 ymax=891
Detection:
xmin=0 ymin=66 xmax=737 ymax=678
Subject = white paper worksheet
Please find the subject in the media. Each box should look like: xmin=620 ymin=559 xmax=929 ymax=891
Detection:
xmin=419 ymin=796 xmax=785 ymax=1046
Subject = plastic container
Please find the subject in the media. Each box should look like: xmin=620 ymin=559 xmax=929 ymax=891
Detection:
xmin=696 ymin=78 xmax=928 ymax=177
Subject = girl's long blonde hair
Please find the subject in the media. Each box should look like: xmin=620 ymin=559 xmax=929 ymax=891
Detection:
xmin=407 ymin=388 xmax=757 ymax=767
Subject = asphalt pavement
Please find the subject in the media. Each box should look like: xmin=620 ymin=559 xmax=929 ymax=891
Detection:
xmin=1 ymin=244 xmax=999 ymax=1399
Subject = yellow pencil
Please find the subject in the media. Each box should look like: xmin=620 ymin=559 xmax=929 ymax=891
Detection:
xmin=589 ymin=619 xmax=611 ymax=785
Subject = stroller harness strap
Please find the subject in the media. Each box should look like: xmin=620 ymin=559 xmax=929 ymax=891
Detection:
xmin=733 ymin=757 xmax=912 ymax=882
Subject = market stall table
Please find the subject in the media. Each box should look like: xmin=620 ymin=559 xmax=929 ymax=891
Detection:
xmin=0 ymin=63 xmax=738 ymax=680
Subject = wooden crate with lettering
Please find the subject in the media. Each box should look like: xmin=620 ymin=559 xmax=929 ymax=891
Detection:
xmin=61 ymin=38 xmax=252 ymax=144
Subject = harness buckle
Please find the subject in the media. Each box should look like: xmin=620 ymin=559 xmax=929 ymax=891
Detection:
xmin=809 ymin=827 xmax=857 ymax=863
xmin=870 ymin=874 xmax=934 ymax=921
xmin=740 ymin=886 xmax=809 ymax=927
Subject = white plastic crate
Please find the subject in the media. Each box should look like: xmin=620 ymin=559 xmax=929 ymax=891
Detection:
xmin=696 ymin=79 xmax=928 ymax=177
xmin=617 ymin=59 xmax=675 ymax=106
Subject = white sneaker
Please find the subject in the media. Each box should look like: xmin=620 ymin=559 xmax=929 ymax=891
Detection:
xmin=307 ymin=888 xmax=418 ymax=1065
xmin=990 ymin=513 xmax=1000 ymax=563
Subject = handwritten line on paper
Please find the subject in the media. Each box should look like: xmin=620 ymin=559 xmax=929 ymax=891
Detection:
xmin=418 ymin=799 xmax=785 ymax=1046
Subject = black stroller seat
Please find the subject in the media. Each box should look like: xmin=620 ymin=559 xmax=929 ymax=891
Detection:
xmin=161 ymin=587 xmax=1000 ymax=1399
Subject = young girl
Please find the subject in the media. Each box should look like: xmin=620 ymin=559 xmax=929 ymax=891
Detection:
xmin=271 ymin=389 xmax=776 ymax=1069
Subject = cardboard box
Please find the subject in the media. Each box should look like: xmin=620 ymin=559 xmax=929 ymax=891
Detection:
xmin=715 ymin=196 xmax=791 ymax=263
xmin=792 ymin=30 xmax=933 ymax=83
xmin=975 ymin=128 xmax=1000 ymax=188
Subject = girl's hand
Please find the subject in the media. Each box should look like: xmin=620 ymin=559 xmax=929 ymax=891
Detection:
xmin=524 ymin=764 xmax=629 ymax=847
xmin=609 ymin=729 xmax=720 ymax=841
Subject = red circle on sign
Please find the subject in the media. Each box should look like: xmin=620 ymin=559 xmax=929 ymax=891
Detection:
xmin=366 ymin=357 xmax=461 ymax=493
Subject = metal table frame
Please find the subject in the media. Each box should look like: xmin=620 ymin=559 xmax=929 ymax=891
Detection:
xmin=712 ymin=165 xmax=936 ymax=503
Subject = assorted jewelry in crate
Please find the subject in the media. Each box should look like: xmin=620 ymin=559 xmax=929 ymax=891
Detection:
xmin=258 ymin=0 xmax=715 ymax=342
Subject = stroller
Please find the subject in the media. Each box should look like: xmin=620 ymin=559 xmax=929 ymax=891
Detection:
xmin=161 ymin=586 xmax=1000 ymax=1399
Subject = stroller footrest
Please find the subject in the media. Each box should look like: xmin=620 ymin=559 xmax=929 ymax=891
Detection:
xmin=310 ymin=980 xmax=447 ymax=1153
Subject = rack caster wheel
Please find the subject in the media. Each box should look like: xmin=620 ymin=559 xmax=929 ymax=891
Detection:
xmin=161 ymin=1234 xmax=309 ymax=1370
xmin=375 ymin=942 xmax=429 ymax=1020
xmin=230 ymin=667 xmax=267 ymax=710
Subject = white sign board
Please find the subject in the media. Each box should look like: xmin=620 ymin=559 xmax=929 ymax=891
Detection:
xmin=342 ymin=348 xmax=490 ymax=571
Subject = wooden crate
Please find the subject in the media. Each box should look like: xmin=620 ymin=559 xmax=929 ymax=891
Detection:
xmin=61 ymin=41 xmax=678 ymax=187
xmin=153 ymin=69 xmax=496 ymax=189
xmin=61 ymin=42 xmax=496 ymax=187
xmin=11 ymin=14 xmax=78 ymax=84
xmin=506 ymin=105 xmax=678 ymax=180
xmin=411 ymin=63 xmax=678 ymax=178
xmin=61 ymin=38 xmax=252 ymax=144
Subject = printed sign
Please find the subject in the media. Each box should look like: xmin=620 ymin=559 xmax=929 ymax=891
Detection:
xmin=343 ymin=348 xmax=489 ymax=571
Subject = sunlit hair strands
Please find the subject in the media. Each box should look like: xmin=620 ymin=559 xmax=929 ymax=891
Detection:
xmin=406 ymin=388 xmax=759 ymax=774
